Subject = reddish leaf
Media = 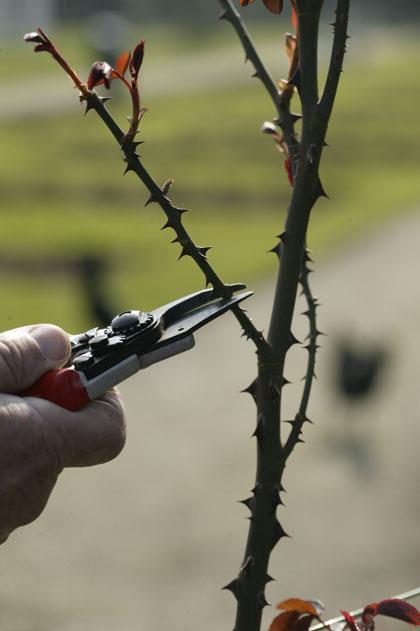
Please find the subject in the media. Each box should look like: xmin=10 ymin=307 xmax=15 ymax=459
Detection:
xmin=115 ymin=50 xmax=131 ymax=77
xmin=291 ymin=4 xmax=298 ymax=30
xmin=293 ymin=616 xmax=313 ymax=631
xmin=34 ymin=44 xmax=50 ymax=53
xmin=130 ymin=39 xmax=145 ymax=80
xmin=277 ymin=599 xmax=318 ymax=617
xmin=23 ymin=30 xmax=52 ymax=54
xmin=270 ymin=611 xmax=300 ymax=631
xmin=262 ymin=0 xmax=283 ymax=13
xmin=364 ymin=599 xmax=420 ymax=626
xmin=284 ymin=158 xmax=294 ymax=185
xmin=341 ymin=610 xmax=359 ymax=631
xmin=285 ymin=33 xmax=297 ymax=61
xmin=87 ymin=61 xmax=113 ymax=90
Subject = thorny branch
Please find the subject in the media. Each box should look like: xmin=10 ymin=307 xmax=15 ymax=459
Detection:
xmin=217 ymin=2 xmax=350 ymax=631
xmin=218 ymin=0 xmax=299 ymax=167
xmin=24 ymin=29 xmax=271 ymax=359
xmin=283 ymin=247 xmax=320 ymax=460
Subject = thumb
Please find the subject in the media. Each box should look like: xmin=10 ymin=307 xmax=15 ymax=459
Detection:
xmin=0 ymin=324 xmax=71 ymax=394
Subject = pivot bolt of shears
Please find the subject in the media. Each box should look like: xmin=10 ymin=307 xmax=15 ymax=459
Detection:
xmin=111 ymin=310 xmax=143 ymax=332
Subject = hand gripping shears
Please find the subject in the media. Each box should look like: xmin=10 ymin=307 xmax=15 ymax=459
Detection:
xmin=23 ymin=285 xmax=252 ymax=411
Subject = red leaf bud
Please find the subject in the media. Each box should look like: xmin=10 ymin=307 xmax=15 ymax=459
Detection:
xmin=130 ymin=39 xmax=145 ymax=80
xmin=87 ymin=61 xmax=113 ymax=90
xmin=23 ymin=32 xmax=45 ymax=43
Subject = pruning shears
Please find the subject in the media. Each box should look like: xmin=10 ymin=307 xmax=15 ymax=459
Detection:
xmin=23 ymin=285 xmax=252 ymax=411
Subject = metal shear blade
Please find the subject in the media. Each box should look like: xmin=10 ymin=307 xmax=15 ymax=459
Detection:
xmin=155 ymin=288 xmax=253 ymax=347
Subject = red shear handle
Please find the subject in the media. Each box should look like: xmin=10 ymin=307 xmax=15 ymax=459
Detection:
xmin=22 ymin=368 xmax=90 ymax=412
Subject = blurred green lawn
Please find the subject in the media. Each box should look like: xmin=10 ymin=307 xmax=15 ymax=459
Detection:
xmin=0 ymin=28 xmax=419 ymax=332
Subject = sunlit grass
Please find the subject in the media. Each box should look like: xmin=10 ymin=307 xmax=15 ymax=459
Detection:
xmin=0 ymin=36 xmax=419 ymax=332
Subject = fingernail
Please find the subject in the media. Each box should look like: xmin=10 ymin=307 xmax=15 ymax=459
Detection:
xmin=31 ymin=325 xmax=70 ymax=362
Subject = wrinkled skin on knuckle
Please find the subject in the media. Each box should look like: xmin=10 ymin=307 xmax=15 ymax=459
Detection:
xmin=0 ymin=338 xmax=32 ymax=393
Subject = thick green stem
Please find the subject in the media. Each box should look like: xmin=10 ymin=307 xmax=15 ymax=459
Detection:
xmin=218 ymin=0 xmax=299 ymax=161
xmin=295 ymin=0 xmax=323 ymax=124
xmin=222 ymin=2 xmax=350 ymax=631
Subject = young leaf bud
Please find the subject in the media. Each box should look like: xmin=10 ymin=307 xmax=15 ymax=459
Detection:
xmin=23 ymin=32 xmax=45 ymax=43
xmin=130 ymin=39 xmax=145 ymax=80
xmin=87 ymin=61 xmax=113 ymax=90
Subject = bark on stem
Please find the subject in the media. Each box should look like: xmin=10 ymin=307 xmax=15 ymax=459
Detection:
xmin=221 ymin=2 xmax=350 ymax=631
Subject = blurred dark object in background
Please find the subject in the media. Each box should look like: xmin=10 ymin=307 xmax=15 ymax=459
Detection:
xmin=78 ymin=255 xmax=115 ymax=327
xmin=85 ymin=11 xmax=130 ymax=60
xmin=0 ymin=255 xmax=115 ymax=329
xmin=335 ymin=337 xmax=388 ymax=402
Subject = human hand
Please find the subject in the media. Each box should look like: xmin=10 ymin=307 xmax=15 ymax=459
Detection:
xmin=0 ymin=324 xmax=126 ymax=544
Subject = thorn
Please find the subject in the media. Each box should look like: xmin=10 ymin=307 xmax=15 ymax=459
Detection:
xmin=98 ymin=95 xmax=112 ymax=104
xmin=265 ymin=574 xmax=275 ymax=584
xmin=251 ymin=483 xmax=261 ymax=496
xmin=303 ymin=249 xmax=314 ymax=263
xmin=239 ymin=556 xmax=254 ymax=575
xmin=171 ymin=237 xmax=180 ymax=244
xmin=84 ymin=101 xmax=95 ymax=115
xmin=291 ymin=112 xmax=302 ymax=124
xmin=257 ymin=591 xmax=269 ymax=609
xmin=145 ymin=193 xmax=156 ymax=206
xmin=282 ymin=377 xmax=290 ymax=387
xmin=295 ymin=412 xmax=312 ymax=426
xmin=268 ymin=243 xmax=281 ymax=257
xmin=277 ymin=231 xmax=287 ymax=244
xmin=271 ymin=519 xmax=289 ymax=549
xmin=198 ymin=246 xmax=212 ymax=258
xmin=241 ymin=378 xmax=258 ymax=403
xmin=252 ymin=71 xmax=262 ymax=80
xmin=239 ymin=497 xmax=255 ymax=513
xmin=222 ymin=579 xmax=240 ymax=600
xmin=178 ymin=243 xmax=193 ymax=260
xmin=314 ymin=178 xmax=329 ymax=200
xmin=252 ymin=414 xmax=266 ymax=446
xmin=219 ymin=10 xmax=229 ymax=21
xmin=161 ymin=220 xmax=175 ymax=231
xmin=287 ymin=332 xmax=300 ymax=349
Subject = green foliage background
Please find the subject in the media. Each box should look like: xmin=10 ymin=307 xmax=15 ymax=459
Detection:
xmin=0 ymin=21 xmax=419 ymax=332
